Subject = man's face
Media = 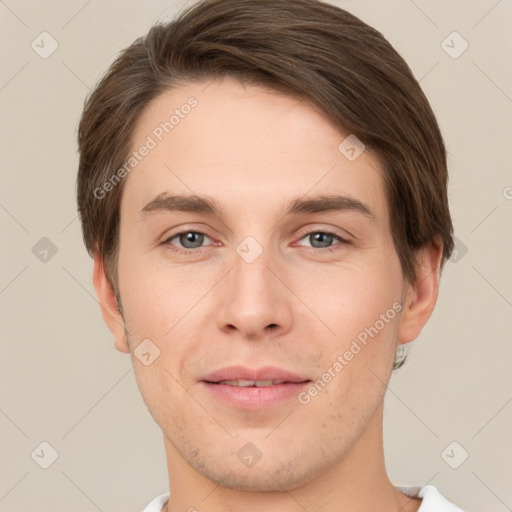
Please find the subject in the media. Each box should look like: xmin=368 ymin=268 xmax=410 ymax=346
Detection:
xmin=114 ymin=76 xmax=408 ymax=490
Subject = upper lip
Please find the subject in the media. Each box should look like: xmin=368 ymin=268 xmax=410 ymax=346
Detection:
xmin=201 ymin=365 xmax=311 ymax=383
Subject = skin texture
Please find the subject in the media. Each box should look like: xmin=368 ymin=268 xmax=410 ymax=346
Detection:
xmin=93 ymin=76 xmax=442 ymax=512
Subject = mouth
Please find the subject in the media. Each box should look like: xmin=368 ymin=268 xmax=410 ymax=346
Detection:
xmin=201 ymin=365 xmax=310 ymax=384
xmin=207 ymin=379 xmax=307 ymax=387
xmin=199 ymin=366 xmax=312 ymax=409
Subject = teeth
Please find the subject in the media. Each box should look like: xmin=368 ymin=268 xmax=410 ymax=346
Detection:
xmin=255 ymin=380 xmax=280 ymax=387
xmin=219 ymin=379 xmax=285 ymax=387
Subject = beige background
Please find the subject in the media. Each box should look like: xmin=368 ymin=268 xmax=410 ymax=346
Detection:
xmin=1 ymin=1 xmax=511 ymax=511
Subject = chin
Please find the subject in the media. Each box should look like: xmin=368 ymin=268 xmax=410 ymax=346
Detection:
xmin=188 ymin=453 xmax=323 ymax=493
xmin=203 ymin=469 xmax=304 ymax=492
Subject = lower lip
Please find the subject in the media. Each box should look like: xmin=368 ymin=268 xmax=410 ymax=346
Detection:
xmin=200 ymin=381 xmax=311 ymax=409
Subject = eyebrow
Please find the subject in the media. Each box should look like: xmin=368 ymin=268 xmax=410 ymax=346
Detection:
xmin=140 ymin=193 xmax=376 ymax=222
xmin=286 ymin=194 xmax=376 ymax=221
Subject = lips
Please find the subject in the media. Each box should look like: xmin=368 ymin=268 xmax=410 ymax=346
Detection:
xmin=201 ymin=365 xmax=310 ymax=385
xmin=200 ymin=365 xmax=312 ymax=409
xmin=217 ymin=379 xmax=286 ymax=387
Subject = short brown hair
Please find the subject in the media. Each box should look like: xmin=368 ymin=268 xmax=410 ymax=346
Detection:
xmin=76 ymin=0 xmax=454 ymax=368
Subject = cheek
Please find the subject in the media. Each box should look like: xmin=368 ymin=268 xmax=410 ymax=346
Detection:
xmin=301 ymin=275 xmax=400 ymax=427
xmin=289 ymin=256 xmax=403 ymax=401
xmin=119 ymin=262 xmax=205 ymax=424
xmin=117 ymin=233 xmax=200 ymax=332
xmin=294 ymin=259 xmax=402 ymax=341
xmin=117 ymin=251 xmax=220 ymax=388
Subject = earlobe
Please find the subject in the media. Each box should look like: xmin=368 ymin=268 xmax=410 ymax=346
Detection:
xmin=397 ymin=238 xmax=444 ymax=345
xmin=92 ymin=253 xmax=130 ymax=353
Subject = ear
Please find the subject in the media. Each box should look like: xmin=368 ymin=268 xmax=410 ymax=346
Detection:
xmin=397 ymin=237 xmax=444 ymax=345
xmin=92 ymin=252 xmax=130 ymax=353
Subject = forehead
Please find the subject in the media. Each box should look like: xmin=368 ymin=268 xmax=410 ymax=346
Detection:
xmin=122 ymin=76 xmax=388 ymax=226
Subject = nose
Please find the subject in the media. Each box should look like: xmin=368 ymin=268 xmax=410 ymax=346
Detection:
xmin=215 ymin=243 xmax=293 ymax=341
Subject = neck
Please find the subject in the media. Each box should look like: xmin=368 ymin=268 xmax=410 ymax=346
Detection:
xmin=162 ymin=403 xmax=421 ymax=512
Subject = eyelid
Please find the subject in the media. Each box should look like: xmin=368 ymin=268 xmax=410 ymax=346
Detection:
xmin=295 ymin=224 xmax=352 ymax=243
xmin=294 ymin=231 xmax=350 ymax=251
xmin=160 ymin=223 xmax=216 ymax=240
xmin=162 ymin=228 xmax=216 ymax=248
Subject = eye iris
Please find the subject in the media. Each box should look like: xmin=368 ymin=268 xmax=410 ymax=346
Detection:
xmin=310 ymin=232 xmax=334 ymax=248
xmin=180 ymin=232 xmax=203 ymax=249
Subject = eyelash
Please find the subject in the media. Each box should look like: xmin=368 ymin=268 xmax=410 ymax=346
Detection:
xmin=162 ymin=229 xmax=350 ymax=254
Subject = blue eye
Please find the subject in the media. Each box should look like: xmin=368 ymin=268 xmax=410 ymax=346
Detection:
xmin=297 ymin=231 xmax=348 ymax=251
xmin=164 ymin=231 xmax=212 ymax=250
xmin=303 ymin=232 xmax=336 ymax=249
